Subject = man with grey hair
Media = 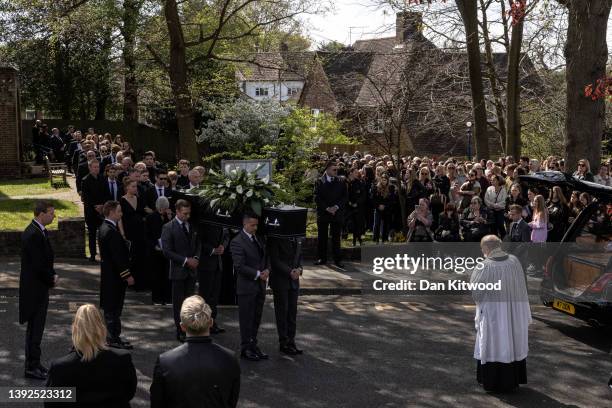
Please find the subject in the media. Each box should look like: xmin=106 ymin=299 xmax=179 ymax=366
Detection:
xmin=150 ymin=296 xmax=240 ymax=408
xmin=188 ymin=169 xmax=202 ymax=189
xmin=471 ymin=235 xmax=532 ymax=393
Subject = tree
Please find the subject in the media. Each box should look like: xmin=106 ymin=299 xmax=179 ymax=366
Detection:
xmin=561 ymin=0 xmax=612 ymax=170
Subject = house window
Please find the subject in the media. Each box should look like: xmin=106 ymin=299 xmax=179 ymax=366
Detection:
xmin=287 ymin=87 xmax=300 ymax=96
xmin=255 ymin=87 xmax=269 ymax=97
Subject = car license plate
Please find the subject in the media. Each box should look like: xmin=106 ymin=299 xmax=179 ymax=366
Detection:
xmin=553 ymin=299 xmax=575 ymax=315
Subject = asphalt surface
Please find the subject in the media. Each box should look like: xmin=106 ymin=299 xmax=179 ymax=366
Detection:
xmin=0 ymin=290 xmax=610 ymax=408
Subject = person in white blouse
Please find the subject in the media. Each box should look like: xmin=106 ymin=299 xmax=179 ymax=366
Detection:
xmin=593 ymin=164 xmax=611 ymax=187
xmin=484 ymin=175 xmax=508 ymax=238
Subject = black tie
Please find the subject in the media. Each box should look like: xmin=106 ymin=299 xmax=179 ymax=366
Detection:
xmin=158 ymin=188 xmax=163 ymax=197
xmin=512 ymin=222 xmax=518 ymax=237
xmin=110 ymin=181 xmax=116 ymax=200
xmin=251 ymin=235 xmax=263 ymax=257
xmin=43 ymin=229 xmax=48 ymax=240
xmin=182 ymin=222 xmax=189 ymax=237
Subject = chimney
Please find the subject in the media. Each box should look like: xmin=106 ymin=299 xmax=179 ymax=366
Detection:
xmin=396 ymin=12 xmax=423 ymax=43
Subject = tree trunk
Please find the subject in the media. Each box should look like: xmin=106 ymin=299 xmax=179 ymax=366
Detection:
xmin=456 ymin=0 xmax=489 ymax=160
xmin=122 ymin=0 xmax=140 ymax=122
xmin=164 ymin=0 xmax=200 ymax=164
xmin=564 ymin=0 xmax=611 ymax=170
xmin=505 ymin=5 xmax=524 ymax=160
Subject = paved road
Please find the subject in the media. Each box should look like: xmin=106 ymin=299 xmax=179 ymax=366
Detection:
xmin=0 ymin=291 xmax=610 ymax=408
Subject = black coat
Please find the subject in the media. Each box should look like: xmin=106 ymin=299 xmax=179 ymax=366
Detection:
xmin=314 ymin=175 xmax=347 ymax=219
xmin=144 ymin=186 xmax=174 ymax=211
xmin=230 ymin=231 xmax=268 ymax=296
xmin=199 ymin=225 xmax=228 ymax=272
xmin=99 ymin=220 xmax=131 ymax=309
xmin=45 ymin=349 xmax=137 ymax=408
xmin=19 ymin=221 xmax=55 ymax=324
xmin=81 ymin=174 xmax=107 ymax=224
xmin=102 ymin=177 xmax=124 ymax=202
xmin=268 ymin=238 xmax=301 ymax=291
xmin=161 ymin=218 xmax=202 ymax=280
xmin=150 ymin=336 xmax=240 ymax=408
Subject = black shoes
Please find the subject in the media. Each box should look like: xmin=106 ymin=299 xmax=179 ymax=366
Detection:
xmin=314 ymin=259 xmax=327 ymax=266
xmin=24 ymin=367 xmax=47 ymax=380
xmin=241 ymin=349 xmax=260 ymax=361
xmin=254 ymin=346 xmax=268 ymax=360
xmin=280 ymin=344 xmax=303 ymax=356
xmin=108 ymin=338 xmax=133 ymax=350
xmin=210 ymin=324 xmax=226 ymax=335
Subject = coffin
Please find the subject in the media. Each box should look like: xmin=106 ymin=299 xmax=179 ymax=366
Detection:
xmin=262 ymin=205 xmax=308 ymax=238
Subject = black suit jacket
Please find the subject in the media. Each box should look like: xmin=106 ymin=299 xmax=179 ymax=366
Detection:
xmin=314 ymin=175 xmax=347 ymax=219
xmin=102 ymin=177 xmax=124 ymax=202
xmin=99 ymin=220 xmax=131 ymax=309
xmin=199 ymin=225 xmax=228 ymax=272
xmin=268 ymin=237 xmax=301 ymax=291
xmin=230 ymin=231 xmax=268 ymax=295
xmin=100 ymin=155 xmax=115 ymax=175
xmin=81 ymin=174 xmax=107 ymax=222
xmin=506 ymin=219 xmax=532 ymax=243
xmin=145 ymin=186 xmax=174 ymax=211
xmin=161 ymin=218 xmax=201 ymax=280
xmin=150 ymin=336 xmax=240 ymax=408
xmin=19 ymin=221 xmax=55 ymax=324
xmin=45 ymin=349 xmax=137 ymax=408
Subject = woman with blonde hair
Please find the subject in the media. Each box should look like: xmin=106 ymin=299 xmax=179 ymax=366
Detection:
xmin=45 ymin=304 xmax=136 ymax=407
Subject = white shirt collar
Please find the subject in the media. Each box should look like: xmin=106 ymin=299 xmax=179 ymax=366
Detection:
xmin=104 ymin=218 xmax=117 ymax=227
xmin=32 ymin=219 xmax=46 ymax=232
xmin=243 ymin=229 xmax=253 ymax=239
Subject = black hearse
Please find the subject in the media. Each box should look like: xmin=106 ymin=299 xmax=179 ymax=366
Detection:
xmin=519 ymin=171 xmax=612 ymax=327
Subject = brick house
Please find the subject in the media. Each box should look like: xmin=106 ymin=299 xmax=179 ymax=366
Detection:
xmin=237 ymin=12 xmax=541 ymax=158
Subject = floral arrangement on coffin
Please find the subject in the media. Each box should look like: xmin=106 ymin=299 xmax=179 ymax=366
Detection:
xmin=194 ymin=165 xmax=282 ymax=217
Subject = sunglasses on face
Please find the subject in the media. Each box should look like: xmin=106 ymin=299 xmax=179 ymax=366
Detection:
xmin=159 ymin=177 xmax=168 ymax=181
xmin=579 ymin=163 xmax=586 ymax=167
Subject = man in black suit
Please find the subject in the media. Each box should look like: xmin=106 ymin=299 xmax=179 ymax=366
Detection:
xmin=103 ymin=164 xmax=123 ymax=202
xmin=150 ymin=295 xmax=240 ymax=408
xmin=66 ymin=131 xmax=82 ymax=171
xmin=161 ymin=199 xmax=201 ymax=342
xmin=313 ymin=161 xmax=347 ymax=268
xmin=49 ymin=128 xmax=65 ymax=162
xmin=19 ymin=201 xmax=58 ymax=380
xmin=198 ymin=225 xmax=229 ymax=334
xmin=81 ymin=159 xmax=106 ymax=262
xmin=99 ymin=145 xmax=116 ymax=175
xmin=176 ymin=159 xmax=190 ymax=189
xmin=145 ymin=169 xmax=172 ymax=211
xmin=506 ymin=205 xmax=532 ymax=243
xmin=143 ymin=150 xmax=159 ymax=182
xmin=76 ymin=148 xmax=96 ymax=195
xmin=268 ymin=236 xmax=303 ymax=355
xmin=99 ymin=201 xmax=134 ymax=349
xmin=230 ymin=213 xmax=269 ymax=361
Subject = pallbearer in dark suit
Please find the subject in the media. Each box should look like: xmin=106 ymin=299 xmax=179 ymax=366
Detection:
xmin=161 ymin=199 xmax=201 ymax=342
xmin=99 ymin=201 xmax=134 ymax=350
xmin=314 ymin=161 xmax=348 ymax=268
xmin=268 ymin=236 xmax=303 ymax=355
xmin=19 ymin=201 xmax=58 ymax=380
xmin=230 ymin=212 xmax=269 ymax=361
xmin=198 ymin=225 xmax=229 ymax=334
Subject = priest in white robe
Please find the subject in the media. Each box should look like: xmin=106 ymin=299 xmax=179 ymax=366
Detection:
xmin=470 ymin=235 xmax=532 ymax=393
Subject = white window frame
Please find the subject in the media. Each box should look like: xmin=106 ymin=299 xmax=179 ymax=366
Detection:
xmin=255 ymin=87 xmax=269 ymax=97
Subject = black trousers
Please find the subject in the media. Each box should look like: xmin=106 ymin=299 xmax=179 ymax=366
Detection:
xmin=103 ymin=288 xmax=126 ymax=341
xmin=272 ymin=287 xmax=298 ymax=346
xmin=85 ymin=216 xmax=100 ymax=258
xmin=316 ymin=213 xmax=342 ymax=263
xmin=237 ymin=289 xmax=266 ymax=351
xmin=172 ymin=276 xmax=196 ymax=334
xmin=25 ymin=296 xmax=48 ymax=369
xmin=198 ymin=265 xmax=223 ymax=320
xmin=150 ymin=252 xmax=171 ymax=304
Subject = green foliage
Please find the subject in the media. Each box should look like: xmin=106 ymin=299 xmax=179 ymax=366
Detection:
xmin=0 ymin=199 xmax=80 ymax=231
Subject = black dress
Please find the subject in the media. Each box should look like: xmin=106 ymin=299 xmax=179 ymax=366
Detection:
xmin=120 ymin=196 xmax=148 ymax=290
xmin=477 ymin=358 xmax=527 ymax=393
xmin=145 ymin=212 xmax=172 ymax=304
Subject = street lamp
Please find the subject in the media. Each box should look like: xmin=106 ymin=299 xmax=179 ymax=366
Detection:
xmin=466 ymin=121 xmax=473 ymax=161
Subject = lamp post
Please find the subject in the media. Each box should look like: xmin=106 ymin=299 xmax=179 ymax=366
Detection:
xmin=466 ymin=121 xmax=473 ymax=161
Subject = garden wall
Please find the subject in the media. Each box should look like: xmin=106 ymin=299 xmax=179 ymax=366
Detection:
xmin=0 ymin=217 xmax=85 ymax=258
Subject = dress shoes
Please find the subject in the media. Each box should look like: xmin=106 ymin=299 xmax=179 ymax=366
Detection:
xmin=254 ymin=346 xmax=268 ymax=360
xmin=210 ymin=324 xmax=226 ymax=334
xmin=37 ymin=364 xmax=49 ymax=374
xmin=280 ymin=345 xmax=299 ymax=355
xmin=24 ymin=367 xmax=47 ymax=380
xmin=241 ymin=349 xmax=260 ymax=361
xmin=313 ymin=259 xmax=327 ymax=266
xmin=108 ymin=339 xmax=133 ymax=350
xmin=289 ymin=344 xmax=303 ymax=355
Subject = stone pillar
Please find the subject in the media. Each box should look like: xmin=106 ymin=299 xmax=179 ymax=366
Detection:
xmin=0 ymin=65 xmax=21 ymax=177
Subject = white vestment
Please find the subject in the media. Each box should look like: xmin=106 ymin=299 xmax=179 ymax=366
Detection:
xmin=470 ymin=250 xmax=532 ymax=364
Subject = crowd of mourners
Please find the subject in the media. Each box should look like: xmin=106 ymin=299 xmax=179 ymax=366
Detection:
xmin=310 ymin=151 xmax=612 ymax=247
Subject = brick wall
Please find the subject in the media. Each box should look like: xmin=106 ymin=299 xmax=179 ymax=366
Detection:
xmin=0 ymin=217 xmax=85 ymax=258
xmin=0 ymin=66 xmax=21 ymax=177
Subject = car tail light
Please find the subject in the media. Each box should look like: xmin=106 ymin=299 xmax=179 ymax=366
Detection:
xmin=543 ymin=256 xmax=553 ymax=278
xmin=586 ymin=273 xmax=612 ymax=294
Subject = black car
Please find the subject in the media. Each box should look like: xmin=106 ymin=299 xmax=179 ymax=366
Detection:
xmin=519 ymin=171 xmax=612 ymax=327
